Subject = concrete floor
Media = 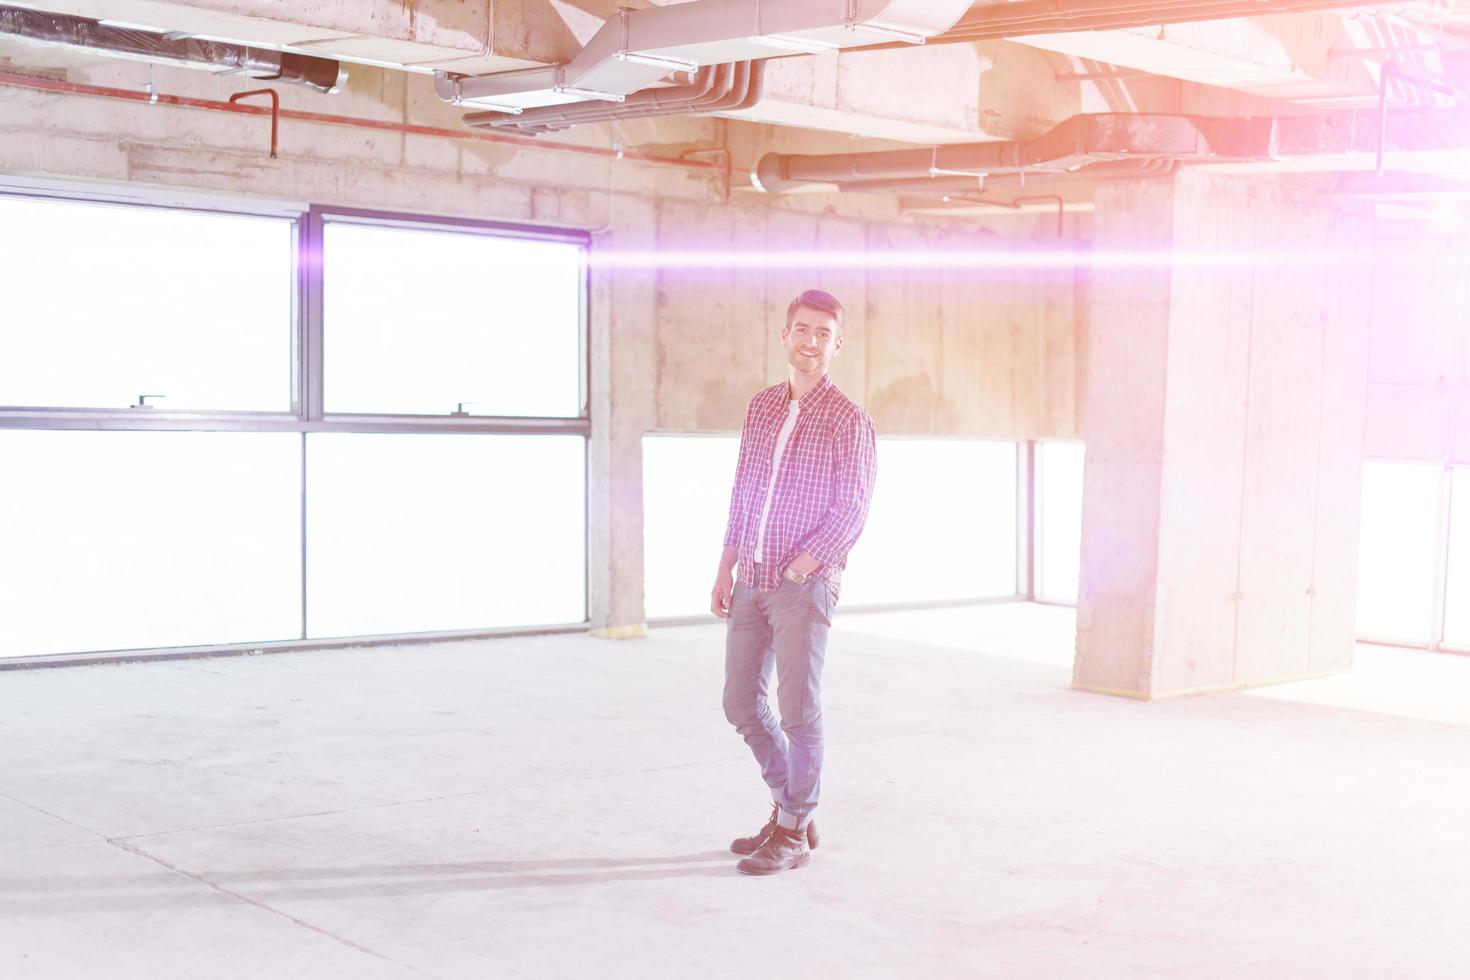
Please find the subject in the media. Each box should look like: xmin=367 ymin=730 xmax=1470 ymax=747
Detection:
xmin=3 ymin=603 xmax=1470 ymax=979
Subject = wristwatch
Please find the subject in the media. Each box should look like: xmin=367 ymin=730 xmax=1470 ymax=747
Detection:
xmin=783 ymin=565 xmax=810 ymax=585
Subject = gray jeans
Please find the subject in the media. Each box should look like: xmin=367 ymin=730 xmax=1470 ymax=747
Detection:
xmin=722 ymin=569 xmax=834 ymax=830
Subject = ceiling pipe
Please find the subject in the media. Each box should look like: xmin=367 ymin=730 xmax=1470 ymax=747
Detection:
xmin=465 ymin=65 xmax=725 ymax=129
xmin=752 ymin=113 xmax=1274 ymax=192
xmin=0 ymin=68 xmax=746 ymax=178
xmin=479 ymin=60 xmax=766 ymax=136
xmin=515 ymin=67 xmax=762 ymax=135
xmin=0 ymin=5 xmax=345 ymax=93
xmin=826 ymin=157 xmax=1176 ymax=193
xmin=503 ymin=64 xmax=744 ymax=133
xmin=475 ymin=61 xmax=748 ymax=132
xmin=436 ymin=0 xmax=973 ymax=115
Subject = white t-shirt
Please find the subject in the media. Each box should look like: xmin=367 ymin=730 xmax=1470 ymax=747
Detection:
xmin=753 ymin=398 xmax=801 ymax=560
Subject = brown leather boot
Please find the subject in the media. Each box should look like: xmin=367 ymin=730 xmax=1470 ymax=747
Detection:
xmin=730 ymin=806 xmax=820 ymax=855
xmin=736 ymin=824 xmax=810 ymax=876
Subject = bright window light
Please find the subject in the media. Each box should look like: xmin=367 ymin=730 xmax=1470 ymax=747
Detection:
xmin=840 ymin=440 xmax=1017 ymax=607
xmin=642 ymin=435 xmax=740 ymax=619
xmin=0 ymin=195 xmax=294 ymax=411
xmin=305 ymin=433 xmax=586 ymax=637
xmin=1355 ymin=460 xmax=1440 ymax=642
xmin=643 ymin=436 xmax=1018 ymax=617
xmin=322 ymin=222 xmax=583 ymax=418
xmin=1038 ymin=441 xmax=1084 ymax=603
xmin=1441 ymin=467 xmax=1470 ymax=646
xmin=0 ymin=431 xmax=302 ymax=658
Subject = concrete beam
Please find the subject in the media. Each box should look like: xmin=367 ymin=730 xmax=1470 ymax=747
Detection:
xmin=1017 ymin=9 xmax=1446 ymax=106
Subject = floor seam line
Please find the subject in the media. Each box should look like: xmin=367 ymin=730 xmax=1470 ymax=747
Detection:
xmin=0 ymin=789 xmax=111 ymax=841
xmin=106 ymin=836 xmax=440 ymax=979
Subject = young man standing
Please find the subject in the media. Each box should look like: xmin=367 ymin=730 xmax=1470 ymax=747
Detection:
xmin=710 ymin=288 xmax=877 ymax=876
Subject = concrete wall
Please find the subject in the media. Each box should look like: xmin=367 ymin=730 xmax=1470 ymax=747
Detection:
xmin=1 ymin=57 xmax=1080 ymax=630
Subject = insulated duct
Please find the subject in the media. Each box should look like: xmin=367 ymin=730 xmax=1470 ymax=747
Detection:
xmin=752 ymin=113 xmax=1276 ymax=192
xmin=435 ymin=0 xmax=973 ymax=115
xmin=0 ymin=5 xmax=346 ymax=93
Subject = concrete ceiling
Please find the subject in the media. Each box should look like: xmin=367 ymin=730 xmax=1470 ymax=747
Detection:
xmin=7 ymin=0 xmax=1470 ymax=199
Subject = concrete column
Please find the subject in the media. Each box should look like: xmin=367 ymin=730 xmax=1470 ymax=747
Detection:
xmin=587 ymin=195 xmax=659 ymax=639
xmin=1075 ymin=170 xmax=1375 ymax=698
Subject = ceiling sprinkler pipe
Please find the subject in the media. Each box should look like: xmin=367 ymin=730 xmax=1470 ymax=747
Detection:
xmin=0 ymin=4 xmax=345 ymax=93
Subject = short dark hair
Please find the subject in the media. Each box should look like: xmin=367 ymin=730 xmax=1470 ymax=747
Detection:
xmin=786 ymin=289 xmax=844 ymax=331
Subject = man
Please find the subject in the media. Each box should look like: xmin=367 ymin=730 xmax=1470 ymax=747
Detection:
xmin=711 ymin=288 xmax=877 ymax=877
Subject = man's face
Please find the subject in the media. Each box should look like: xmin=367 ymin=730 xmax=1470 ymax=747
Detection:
xmin=781 ymin=305 xmax=842 ymax=378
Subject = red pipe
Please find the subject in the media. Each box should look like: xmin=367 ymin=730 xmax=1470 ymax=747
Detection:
xmin=0 ymin=70 xmax=741 ymax=178
xmin=227 ymin=87 xmax=278 ymax=159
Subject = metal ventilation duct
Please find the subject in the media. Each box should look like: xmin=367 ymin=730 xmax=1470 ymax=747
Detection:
xmin=752 ymin=113 xmax=1278 ymax=192
xmin=435 ymin=0 xmax=973 ymax=114
xmin=0 ymin=5 xmax=346 ymax=93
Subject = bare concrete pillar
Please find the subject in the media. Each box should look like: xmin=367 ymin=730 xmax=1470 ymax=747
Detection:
xmin=1075 ymin=170 xmax=1375 ymax=698
xmin=587 ymin=195 xmax=658 ymax=639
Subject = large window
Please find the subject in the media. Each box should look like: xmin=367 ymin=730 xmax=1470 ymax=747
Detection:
xmin=642 ymin=435 xmax=1018 ymax=618
xmin=1355 ymin=460 xmax=1441 ymax=643
xmin=0 ymin=195 xmax=295 ymax=412
xmin=642 ymin=435 xmax=740 ymax=620
xmin=305 ymin=433 xmax=586 ymax=637
xmin=840 ymin=439 xmax=1017 ymax=606
xmin=322 ymin=220 xmax=583 ymax=418
xmin=0 ymin=191 xmax=589 ymax=661
xmin=0 ymin=430 xmax=301 ymax=658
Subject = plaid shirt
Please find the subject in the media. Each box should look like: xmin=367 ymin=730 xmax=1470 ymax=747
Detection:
xmin=723 ymin=374 xmax=877 ymax=599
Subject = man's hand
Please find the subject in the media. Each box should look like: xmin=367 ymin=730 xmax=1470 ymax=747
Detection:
xmin=785 ymin=551 xmax=822 ymax=577
xmin=711 ymin=570 xmax=735 ymax=619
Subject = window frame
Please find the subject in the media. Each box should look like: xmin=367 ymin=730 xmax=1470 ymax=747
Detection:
xmin=0 ymin=192 xmax=593 ymax=437
xmin=0 ymin=183 xmax=304 ymax=421
xmin=308 ymin=206 xmax=591 ymax=428
xmin=0 ymin=184 xmax=594 ymax=665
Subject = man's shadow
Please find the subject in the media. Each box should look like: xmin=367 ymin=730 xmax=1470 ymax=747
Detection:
xmin=0 ymin=850 xmax=744 ymax=914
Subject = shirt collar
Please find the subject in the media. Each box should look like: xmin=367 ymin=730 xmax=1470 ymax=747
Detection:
xmin=790 ymin=373 xmax=833 ymax=408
